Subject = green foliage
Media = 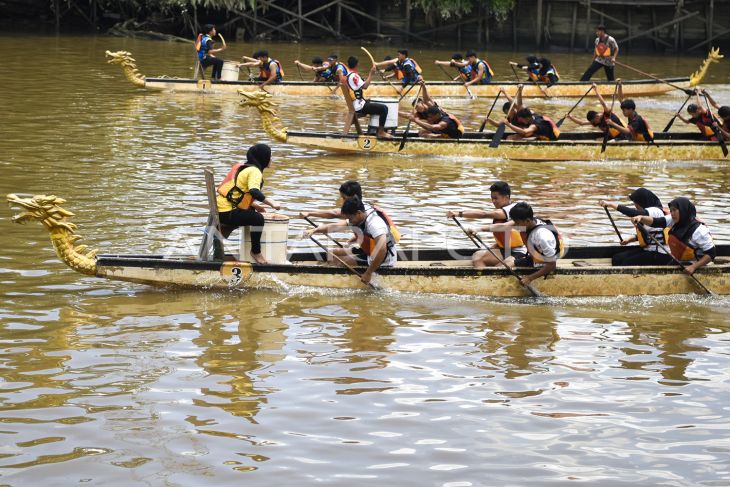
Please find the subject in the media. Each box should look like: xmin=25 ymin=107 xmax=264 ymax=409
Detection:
xmin=410 ymin=0 xmax=515 ymax=20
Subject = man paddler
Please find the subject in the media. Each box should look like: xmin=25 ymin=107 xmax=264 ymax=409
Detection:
xmin=606 ymin=80 xmax=654 ymax=142
xmin=501 ymin=108 xmax=561 ymax=141
xmin=568 ymin=82 xmax=627 ymax=141
xmin=455 ymin=50 xmax=494 ymax=86
xmin=216 ymin=144 xmax=281 ymax=265
xmin=240 ymin=50 xmax=284 ymax=88
xmin=446 ymin=181 xmax=528 ymax=269
xmin=631 ymin=197 xmax=716 ymax=275
xmin=296 ymin=54 xmax=348 ymax=83
xmin=344 ymin=56 xmax=393 ymax=139
xmin=704 ymin=90 xmax=730 ymax=138
xmin=580 ymin=25 xmax=618 ymax=81
xmin=195 ymin=24 xmax=227 ymax=80
xmin=402 ymin=81 xmax=464 ymax=139
xmin=677 ymin=89 xmax=721 ymax=140
xmin=376 ymin=49 xmax=423 ymax=93
xmin=434 ymin=54 xmax=473 ymax=82
xmin=304 ymin=197 xmax=398 ymax=285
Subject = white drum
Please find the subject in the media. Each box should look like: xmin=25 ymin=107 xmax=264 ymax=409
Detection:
xmin=368 ymin=99 xmax=400 ymax=129
xmin=239 ymin=213 xmax=290 ymax=264
xmin=221 ymin=61 xmax=240 ymax=81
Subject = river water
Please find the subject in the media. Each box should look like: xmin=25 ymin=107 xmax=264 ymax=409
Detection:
xmin=2 ymin=35 xmax=730 ymax=486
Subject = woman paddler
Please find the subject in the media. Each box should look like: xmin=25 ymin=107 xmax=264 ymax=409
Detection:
xmin=216 ymin=144 xmax=281 ymax=264
xmin=631 ymin=197 xmax=716 ymax=275
xmin=599 ymin=188 xmax=673 ymax=266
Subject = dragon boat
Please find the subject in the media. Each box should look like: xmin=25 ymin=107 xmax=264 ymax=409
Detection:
xmin=104 ymin=49 xmax=722 ymax=98
xmin=8 ymin=194 xmax=730 ymax=297
xmin=238 ymin=91 xmax=729 ymax=162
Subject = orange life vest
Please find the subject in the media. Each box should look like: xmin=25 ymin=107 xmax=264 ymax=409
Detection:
xmin=216 ymin=163 xmax=262 ymax=210
xmin=534 ymin=115 xmax=560 ymax=141
xmin=259 ymin=58 xmax=284 ymax=81
xmin=360 ymin=205 xmax=400 ymax=255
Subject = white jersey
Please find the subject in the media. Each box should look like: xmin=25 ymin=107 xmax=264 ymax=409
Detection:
xmin=346 ymin=72 xmax=366 ymax=111
xmin=660 ymin=215 xmax=714 ymax=253
xmin=641 ymin=206 xmax=668 ymax=253
xmin=361 ymin=210 xmax=397 ymax=267
xmin=498 ymin=202 xmax=527 ymax=255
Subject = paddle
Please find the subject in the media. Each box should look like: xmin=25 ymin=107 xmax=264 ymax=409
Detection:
xmin=479 ymin=91 xmax=501 ymax=132
xmin=600 ymin=82 xmax=620 ymax=154
xmin=296 ymin=63 xmax=304 ymax=81
xmin=603 ymin=206 xmax=624 ymax=242
xmin=306 ymin=233 xmax=379 ymax=290
xmin=452 ymin=216 xmax=542 ymax=297
xmin=663 ymin=92 xmax=693 ymax=132
xmin=398 ymin=84 xmax=424 ymax=152
xmin=397 ymin=81 xmax=418 ymax=102
xmin=634 ymin=223 xmax=714 ymax=295
xmin=304 ymin=216 xmax=344 ymax=248
xmin=490 ymin=86 xmax=521 ymax=148
xmin=360 ymin=46 xmax=401 ymax=96
xmin=701 ymin=93 xmax=729 ymax=157
xmin=556 ymin=85 xmax=593 ymax=128
xmin=613 ymin=60 xmax=693 ymax=95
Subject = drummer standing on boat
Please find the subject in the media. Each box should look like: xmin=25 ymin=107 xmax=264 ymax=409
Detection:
xmin=196 ymin=24 xmax=227 ymax=81
xmin=580 ymin=25 xmax=619 ymax=81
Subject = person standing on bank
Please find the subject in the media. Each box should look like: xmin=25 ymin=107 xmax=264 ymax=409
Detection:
xmin=195 ymin=24 xmax=227 ymax=80
xmin=216 ymin=144 xmax=281 ymax=265
xmin=580 ymin=25 xmax=618 ymax=82
xmin=344 ymin=56 xmax=393 ymax=139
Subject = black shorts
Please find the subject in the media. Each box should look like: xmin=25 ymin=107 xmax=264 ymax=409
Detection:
xmin=352 ymin=247 xmax=368 ymax=265
xmin=512 ymin=253 xmax=533 ymax=268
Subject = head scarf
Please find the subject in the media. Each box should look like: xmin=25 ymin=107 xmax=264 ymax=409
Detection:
xmin=244 ymin=143 xmax=271 ymax=171
xmin=629 ymin=188 xmax=662 ymax=210
xmin=668 ymin=197 xmax=701 ymax=242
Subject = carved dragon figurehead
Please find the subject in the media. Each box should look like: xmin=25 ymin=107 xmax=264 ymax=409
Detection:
xmin=7 ymin=194 xmax=97 ymax=276
xmin=238 ymin=90 xmax=288 ymax=142
xmin=689 ymin=47 xmax=724 ymax=87
xmin=105 ymin=50 xmax=146 ymax=88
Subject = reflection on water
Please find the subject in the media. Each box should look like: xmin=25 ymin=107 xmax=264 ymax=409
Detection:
xmin=1 ymin=36 xmax=730 ymax=485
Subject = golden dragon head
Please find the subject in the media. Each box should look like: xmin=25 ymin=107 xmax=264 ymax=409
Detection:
xmin=689 ymin=47 xmax=724 ymax=87
xmin=238 ymin=90 xmax=288 ymax=142
xmin=105 ymin=50 xmax=145 ymax=86
xmin=8 ymin=194 xmax=77 ymax=232
xmin=7 ymin=194 xmax=98 ymax=275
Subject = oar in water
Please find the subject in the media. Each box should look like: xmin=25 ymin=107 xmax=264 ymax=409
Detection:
xmin=634 ymin=223 xmax=714 ymax=295
xmin=360 ymin=46 xmax=401 ymax=96
xmin=451 ymin=216 xmax=542 ymax=297
xmin=663 ymin=92 xmax=694 ymax=132
xmin=303 ymin=221 xmax=378 ymax=290
xmin=304 ymin=216 xmax=343 ymax=248
xmin=490 ymin=86 xmax=522 ymax=148
xmin=398 ymin=84 xmax=424 ymax=152
xmin=613 ymin=60 xmax=693 ymax=95
xmin=701 ymin=92 xmax=729 ymax=157
xmin=556 ymin=85 xmax=593 ymax=128
xmin=478 ymin=91 xmax=501 ymax=132
xmin=600 ymin=82 xmax=620 ymax=154
xmin=603 ymin=206 xmax=624 ymax=242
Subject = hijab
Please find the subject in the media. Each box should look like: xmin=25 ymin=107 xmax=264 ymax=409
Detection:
xmin=629 ymin=188 xmax=662 ymax=210
xmin=668 ymin=197 xmax=701 ymax=242
xmin=244 ymin=143 xmax=271 ymax=171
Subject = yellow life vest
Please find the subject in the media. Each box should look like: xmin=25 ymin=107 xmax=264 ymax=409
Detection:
xmin=635 ymin=208 xmax=669 ymax=247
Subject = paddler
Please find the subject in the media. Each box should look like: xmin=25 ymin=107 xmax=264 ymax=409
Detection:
xmin=376 ymin=49 xmax=423 ymax=92
xmin=299 ymin=181 xmax=400 ymax=264
xmin=501 ymin=108 xmax=561 ymax=141
xmin=195 ymin=24 xmax=227 ymax=80
xmin=484 ymin=85 xmax=525 ymax=130
xmin=630 ymin=197 xmax=716 ymax=275
xmin=470 ymin=202 xmax=564 ymax=286
xmin=580 ymin=24 xmax=619 ymax=81
xmin=703 ymin=90 xmax=730 ymax=138
xmin=510 ymin=56 xmax=541 ymax=82
xmin=599 ymin=188 xmax=673 ymax=266
xmin=456 ymin=50 xmax=494 ymax=86
xmin=434 ymin=53 xmax=473 ymax=82
xmin=605 ymin=80 xmax=654 ymax=142
xmin=240 ymin=50 xmax=285 ymax=88
xmin=567 ymin=82 xmax=627 ymax=141
xmin=537 ymin=57 xmax=560 ymax=86
xmin=446 ymin=181 xmax=528 ymax=269
xmin=402 ymin=80 xmax=464 ymax=138
xmin=676 ymin=89 xmax=720 ymax=140
xmin=293 ymin=57 xmax=329 ymax=82
xmin=304 ymin=197 xmax=398 ymax=285
xmin=343 ymin=56 xmax=393 ymax=139
xmin=216 ymin=144 xmax=281 ymax=265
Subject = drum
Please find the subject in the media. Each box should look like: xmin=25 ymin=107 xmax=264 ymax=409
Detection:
xmin=239 ymin=213 xmax=290 ymax=264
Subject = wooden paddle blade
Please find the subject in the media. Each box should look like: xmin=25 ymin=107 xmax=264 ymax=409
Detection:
xmin=490 ymin=123 xmax=506 ymax=148
xmin=663 ymin=117 xmax=677 ymax=133
xmin=525 ymin=283 xmax=543 ymax=297
xmin=556 ymin=117 xmax=566 ymax=128
xmin=600 ymin=129 xmax=610 ymax=153
xmin=478 ymin=119 xmax=488 ymax=132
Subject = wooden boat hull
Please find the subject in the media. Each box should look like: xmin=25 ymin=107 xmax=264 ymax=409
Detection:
xmin=95 ymin=247 xmax=730 ymax=297
xmin=143 ymin=77 xmax=688 ymax=98
xmin=283 ymin=131 xmax=729 ymax=162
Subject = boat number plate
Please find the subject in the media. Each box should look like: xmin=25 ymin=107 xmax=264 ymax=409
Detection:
xmin=358 ymin=136 xmax=376 ymax=151
xmin=220 ymin=262 xmax=253 ymax=287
